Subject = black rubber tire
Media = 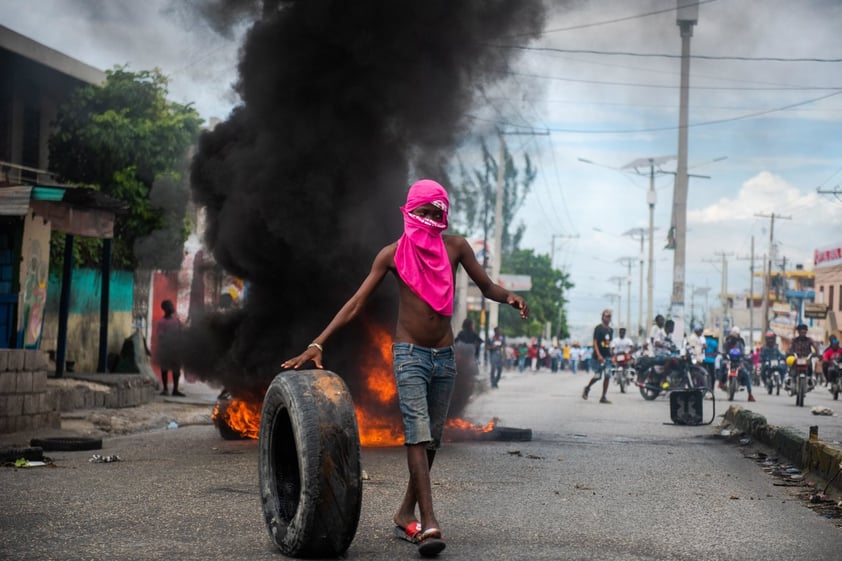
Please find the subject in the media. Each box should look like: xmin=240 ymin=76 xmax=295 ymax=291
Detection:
xmin=618 ymin=369 xmax=627 ymax=394
xmin=258 ymin=369 xmax=362 ymax=558
xmin=797 ymin=378 xmax=805 ymax=407
xmin=29 ymin=437 xmax=102 ymax=452
xmin=638 ymin=370 xmax=660 ymax=401
xmin=689 ymin=366 xmax=708 ymax=389
xmin=728 ymin=378 xmax=736 ymax=401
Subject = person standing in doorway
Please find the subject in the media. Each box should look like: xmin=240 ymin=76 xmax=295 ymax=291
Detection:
xmin=583 ymin=309 xmax=614 ymax=403
xmin=155 ymin=300 xmax=185 ymax=397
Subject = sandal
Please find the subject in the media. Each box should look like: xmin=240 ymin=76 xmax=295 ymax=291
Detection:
xmin=393 ymin=520 xmax=423 ymax=544
xmin=417 ymin=527 xmax=446 ymax=557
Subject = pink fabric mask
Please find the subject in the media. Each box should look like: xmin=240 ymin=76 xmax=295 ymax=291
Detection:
xmin=394 ymin=179 xmax=453 ymax=316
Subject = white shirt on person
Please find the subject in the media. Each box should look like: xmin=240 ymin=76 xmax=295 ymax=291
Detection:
xmin=611 ymin=336 xmax=635 ymax=355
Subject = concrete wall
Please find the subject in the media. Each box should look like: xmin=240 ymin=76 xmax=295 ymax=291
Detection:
xmin=40 ymin=269 xmax=134 ymax=373
xmin=0 ymin=349 xmax=59 ymax=433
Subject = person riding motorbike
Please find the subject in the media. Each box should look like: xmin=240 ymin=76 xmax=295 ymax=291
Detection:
xmin=687 ymin=325 xmax=706 ymax=363
xmin=611 ymin=327 xmax=636 ymax=385
xmin=758 ymin=331 xmax=786 ymax=392
xmin=646 ymin=314 xmax=667 ymax=357
xmin=720 ymin=326 xmax=755 ymax=402
xmin=786 ymin=323 xmax=821 ymax=390
xmin=821 ymin=336 xmax=842 ymax=394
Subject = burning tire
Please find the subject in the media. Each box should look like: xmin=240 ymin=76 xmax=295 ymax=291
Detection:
xmin=258 ymin=369 xmax=362 ymax=558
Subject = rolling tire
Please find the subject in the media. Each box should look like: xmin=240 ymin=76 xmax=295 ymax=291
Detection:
xmin=618 ymin=370 xmax=627 ymax=394
xmin=258 ymin=369 xmax=362 ymax=558
xmin=29 ymin=437 xmax=102 ymax=452
xmin=796 ymin=377 xmax=806 ymax=407
xmin=728 ymin=378 xmax=736 ymax=401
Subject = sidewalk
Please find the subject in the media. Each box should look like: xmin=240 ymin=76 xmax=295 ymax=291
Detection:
xmin=0 ymin=374 xmax=220 ymax=449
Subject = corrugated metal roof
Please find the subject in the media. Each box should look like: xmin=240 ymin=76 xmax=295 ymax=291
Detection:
xmin=0 ymin=185 xmax=33 ymax=215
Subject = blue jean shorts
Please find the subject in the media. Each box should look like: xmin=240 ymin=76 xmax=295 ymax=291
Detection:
xmin=592 ymin=358 xmax=612 ymax=380
xmin=392 ymin=343 xmax=457 ymax=450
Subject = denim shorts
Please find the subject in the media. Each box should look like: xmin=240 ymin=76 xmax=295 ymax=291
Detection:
xmin=392 ymin=343 xmax=457 ymax=450
xmin=592 ymin=358 xmax=612 ymax=380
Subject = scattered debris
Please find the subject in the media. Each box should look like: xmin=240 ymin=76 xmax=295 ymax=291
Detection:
xmin=811 ymin=406 xmax=834 ymax=416
xmin=89 ymin=454 xmax=122 ymax=463
xmin=167 ymin=421 xmax=179 ymax=430
xmin=361 ymin=470 xmax=370 ymax=481
xmin=574 ymin=483 xmax=593 ymax=491
xmin=507 ymin=450 xmax=522 ymax=456
xmin=744 ymin=450 xmax=842 ymax=524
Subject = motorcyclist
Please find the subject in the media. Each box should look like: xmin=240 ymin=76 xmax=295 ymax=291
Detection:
xmin=787 ymin=323 xmax=821 ymax=382
xmin=821 ymin=336 xmax=842 ymax=391
xmin=758 ymin=331 xmax=786 ymax=389
xmin=646 ymin=314 xmax=666 ymax=357
xmin=687 ymin=325 xmax=706 ymax=363
xmin=653 ymin=319 xmax=676 ymax=357
xmin=721 ymin=326 xmax=755 ymax=402
xmin=611 ymin=327 xmax=635 ymax=356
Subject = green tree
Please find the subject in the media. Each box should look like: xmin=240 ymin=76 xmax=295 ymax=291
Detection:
xmin=498 ymin=248 xmax=573 ymax=339
xmin=48 ymin=67 xmax=203 ymax=270
xmin=451 ymin=137 xmax=535 ymax=257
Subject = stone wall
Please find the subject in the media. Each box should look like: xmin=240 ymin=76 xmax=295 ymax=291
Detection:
xmin=0 ymin=350 xmax=60 ymax=434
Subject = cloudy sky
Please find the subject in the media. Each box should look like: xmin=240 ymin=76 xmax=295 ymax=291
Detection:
xmin=3 ymin=0 xmax=841 ymax=339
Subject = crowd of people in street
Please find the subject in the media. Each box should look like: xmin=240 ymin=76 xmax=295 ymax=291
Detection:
xmin=465 ymin=310 xmax=841 ymax=408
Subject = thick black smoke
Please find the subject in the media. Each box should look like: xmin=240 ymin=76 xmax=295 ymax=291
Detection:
xmin=179 ymin=1 xmax=546 ymax=404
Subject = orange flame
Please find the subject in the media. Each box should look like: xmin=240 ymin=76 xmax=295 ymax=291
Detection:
xmin=354 ymin=322 xmax=403 ymax=447
xmin=212 ymin=397 xmax=261 ymax=439
xmin=445 ymin=417 xmax=497 ymax=433
xmin=212 ymin=322 xmax=495 ymax=446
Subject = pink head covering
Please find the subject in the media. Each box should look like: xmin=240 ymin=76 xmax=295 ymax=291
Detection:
xmin=394 ymin=179 xmax=453 ymax=316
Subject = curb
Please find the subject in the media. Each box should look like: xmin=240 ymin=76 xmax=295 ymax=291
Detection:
xmin=723 ymin=404 xmax=842 ymax=492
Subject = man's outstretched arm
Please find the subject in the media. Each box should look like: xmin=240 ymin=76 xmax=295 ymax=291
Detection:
xmin=282 ymin=245 xmax=393 ymax=369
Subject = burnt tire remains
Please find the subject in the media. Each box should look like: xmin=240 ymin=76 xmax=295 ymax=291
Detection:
xmin=29 ymin=437 xmax=103 ymax=452
xmin=258 ymin=369 xmax=362 ymax=558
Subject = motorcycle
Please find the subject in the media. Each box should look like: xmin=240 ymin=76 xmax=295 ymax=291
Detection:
xmin=825 ymin=356 xmax=841 ymax=401
xmin=722 ymin=348 xmax=750 ymax=401
xmin=786 ymin=354 xmax=815 ymax=407
xmin=612 ymin=352 xmax=633 ymax=394
xmin=761 ymin=357 xmax=785 ymax=396
xmin=636 ymin=346 xmax=708 ymax=401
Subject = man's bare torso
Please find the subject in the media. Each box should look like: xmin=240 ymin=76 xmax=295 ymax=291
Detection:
xmin=387 ymin=235 xmax=462 ymax=348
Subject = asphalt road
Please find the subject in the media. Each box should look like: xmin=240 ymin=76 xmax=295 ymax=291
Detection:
xmin=2 ymin=368 xmax=841 ymax=561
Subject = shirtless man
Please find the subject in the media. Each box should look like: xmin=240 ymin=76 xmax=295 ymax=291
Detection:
xmin=282 ymin=179 xmax=529 ymax=557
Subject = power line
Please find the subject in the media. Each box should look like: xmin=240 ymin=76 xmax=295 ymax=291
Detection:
xmin=504 ymin=0 xmax=720 ymax=38
xmin=466 ymin=89 xmax=842 ymax=135
xmin=491 ymin=44 xmax=842 ymax=64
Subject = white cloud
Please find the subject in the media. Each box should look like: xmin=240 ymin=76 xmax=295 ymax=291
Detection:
xmin=688 ymin=172 xmax=812 ymax=223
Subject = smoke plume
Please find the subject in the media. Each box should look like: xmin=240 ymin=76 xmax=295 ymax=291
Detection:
xmin=179 ymin=1 xmax=546 ymax=408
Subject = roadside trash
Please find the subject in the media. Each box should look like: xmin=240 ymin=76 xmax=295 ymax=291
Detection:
xmin=786 ymin=468 xmax=802 ymax=474
xmin=811 ymin=406 xmax=834 ymax=416
xmin=361 ymin=470 xmax=370 ymax=481
xmin=739 ymin=438 xmax=751 ymax=446
xmin=89 ymin=454 xmax=122 ymax=463
xmin=720 ymin=429 xmax=732 ymax=437
xmin=167 ymin=421 xmax=179 ymax=430
xmin=15 ymin=458 xmax=47 ymax=468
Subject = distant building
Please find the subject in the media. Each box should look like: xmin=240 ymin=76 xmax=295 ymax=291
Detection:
xmin=0 ymin=25 xmax=122 ymax=369
xmin=813 ymin=244 xmax=842 ymax=343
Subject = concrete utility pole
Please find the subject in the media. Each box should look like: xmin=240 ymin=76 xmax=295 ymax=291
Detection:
xmin=737 ymin=235 xmax=763 ymax=344
xmin=550 ymin=233 xmax=580 ymax=269
xmin=617 ymin=257 xmax=635 ymax=332
xmin=703 ymin=251 xmax=734 ymax=336
xmin=621 ymin=156 xmax=675 ymax=334
xmin=488 ymin=128 xmax=549 ymax=333
xmin=756 ymin=212 xmax=792 ymax=331
xmin=670 ymin=0 xmax=699 ymax=338
xmin=608 ymin=276 xmax=626 ymax=326
xmin=623 ymin=227 xmax=647 ymax=337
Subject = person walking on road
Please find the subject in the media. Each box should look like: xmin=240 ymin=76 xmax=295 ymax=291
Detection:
xmin=487 ymin=326 xmax=505 ymax=388
xmin=583 ymin=309 xmax=614 ymax=403
xmin=155 ymin=300 xmax=185 ymax=397
xmin=281 ymin=179 xmax=529 ymax=557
